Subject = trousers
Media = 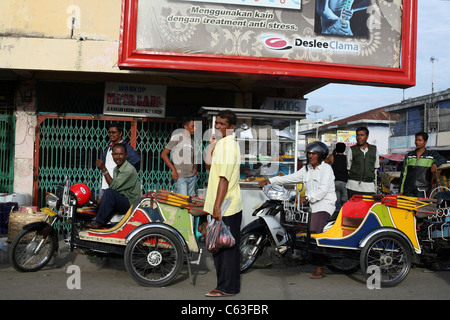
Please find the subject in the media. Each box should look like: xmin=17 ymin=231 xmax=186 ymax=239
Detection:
xmin=95 ymin=189 xmax=130 ymax=225
xmin=176 ymin=175 xmax=197 ymax=196
xmin=213 ymin=211 xmax=242 ymax=294
xmin=334 ymin=180 xmax=348 ymax=212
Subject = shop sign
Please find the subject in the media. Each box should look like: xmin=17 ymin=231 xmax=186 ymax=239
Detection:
xmin=119 ymin=0 xmax=417 ymax=87
xmin=323 ymin=133 xmax=337 ymax=143
xmin=103 ymin=82 xmax=166 ymax=118
xmin=337 ymin=130 xmax=356 ymax=145
xmin=260 ymin=97 xmax=306 ymax=113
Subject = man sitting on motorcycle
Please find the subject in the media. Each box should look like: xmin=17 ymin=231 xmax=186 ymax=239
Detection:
xmin=86 ymin=143 xmax=142 ymax=229
xmin=259 ymin=141 xmax=336 ymax=279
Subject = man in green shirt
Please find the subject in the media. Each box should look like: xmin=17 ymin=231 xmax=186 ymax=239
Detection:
xmin=86 ymin=143 xmax=142 ymax=228
xmin=400 ymin=131 xmax=447 ymax=197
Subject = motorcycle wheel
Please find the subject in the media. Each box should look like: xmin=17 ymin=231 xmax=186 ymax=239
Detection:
xmin=124 ymin=228 xmax=184 ymax=287
xmin=9 ymin=228 xmax=58 ymax=272
xmin=360 ymin=232 xmax=412 ymax=287
xmin=240 ymin=231 xmax=265 ymax=273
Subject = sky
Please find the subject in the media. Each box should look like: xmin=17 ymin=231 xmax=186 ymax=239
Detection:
xmin=304 ymin=0 xmax=450 ymax=120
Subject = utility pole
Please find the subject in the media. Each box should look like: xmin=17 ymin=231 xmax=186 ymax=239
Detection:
xmin=430 ymin=56 xmax=438 ymax=94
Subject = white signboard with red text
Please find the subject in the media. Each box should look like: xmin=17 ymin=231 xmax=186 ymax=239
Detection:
xmin=103 ymin=82 xmax=167 ymax=118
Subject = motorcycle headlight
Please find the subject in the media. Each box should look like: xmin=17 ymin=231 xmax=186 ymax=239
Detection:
xmin=263 ymin=185 xmax=290 ymax=201
xmin=46 ymin=192 xmax=60 ymax=209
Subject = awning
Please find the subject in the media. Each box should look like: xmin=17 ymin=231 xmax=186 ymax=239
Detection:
xmin=381 ymin=154 xmax=405 ymax=162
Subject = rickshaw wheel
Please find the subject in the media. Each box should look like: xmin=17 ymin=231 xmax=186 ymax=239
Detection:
xmin=124 ymin=227 xmax=184 ymax=287
xmin=360 ymin=232 xmax=412 ymax=288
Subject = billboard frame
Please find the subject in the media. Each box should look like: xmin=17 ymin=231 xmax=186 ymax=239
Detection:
xmin=118 ymin=0 xmax=417 ymax=88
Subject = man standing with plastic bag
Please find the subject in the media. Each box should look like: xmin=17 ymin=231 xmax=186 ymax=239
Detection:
xmin=203 ymin=110 xmax=242 ymax=297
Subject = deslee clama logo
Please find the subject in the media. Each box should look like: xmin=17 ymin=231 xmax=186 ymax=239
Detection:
xmin=260 ymin=35 xmax=292 ymax=50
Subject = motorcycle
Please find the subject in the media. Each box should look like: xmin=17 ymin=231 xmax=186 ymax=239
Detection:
xmin=240 ymin=184 xmax=450 ymax=287
xmin=8 ymin=177 xmax=205 ymax=287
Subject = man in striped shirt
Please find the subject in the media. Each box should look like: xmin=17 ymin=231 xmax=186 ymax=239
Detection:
xmin=400 ymin=131 xmax=447 ymax=197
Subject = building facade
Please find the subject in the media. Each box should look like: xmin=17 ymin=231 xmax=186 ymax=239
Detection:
xmin=302 ymin=106 xmax=396 ymax=155
xmin=0 ymin=0 xmax=418 ymax=205
xmin=386 ymin=88 xmax=450 ymax=158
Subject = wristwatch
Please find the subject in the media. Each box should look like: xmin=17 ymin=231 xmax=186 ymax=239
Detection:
xmin=102 ymin=170 xmax=109 ymax=176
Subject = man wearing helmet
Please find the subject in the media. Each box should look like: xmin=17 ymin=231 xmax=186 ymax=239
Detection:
xmin=86 ymin=143 xmax=141 ymax=229
xmin=259 ymin=141 xmax=336 ymax=279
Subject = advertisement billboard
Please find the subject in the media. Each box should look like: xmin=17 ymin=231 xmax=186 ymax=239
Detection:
xmin=119 ymin=0 xmax=417 ymax=87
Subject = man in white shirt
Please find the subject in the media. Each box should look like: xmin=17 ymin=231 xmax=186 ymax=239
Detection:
xmin=259 ymin=141 xmax=336 ymax=279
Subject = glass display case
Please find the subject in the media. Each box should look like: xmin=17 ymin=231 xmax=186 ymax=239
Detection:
xmin=200 ymin=106 xmax=304 ymax=181
xmin=236 ymin=118 xmax=298 ymax=182
xmin=200 ymin=107 xmax=306 ymax=227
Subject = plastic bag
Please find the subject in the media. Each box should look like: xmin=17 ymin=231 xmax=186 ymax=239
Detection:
xmin=205 ymin=219 xmax=236 ymax=253
xmin=205 ymin=199 xmax=235 ymax=253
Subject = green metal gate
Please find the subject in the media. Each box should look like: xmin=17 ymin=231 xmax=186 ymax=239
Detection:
xmin=34 ymin=114 xmax=207 ymax=206
xmin=0 ymin=115 xmax=15 ymax=193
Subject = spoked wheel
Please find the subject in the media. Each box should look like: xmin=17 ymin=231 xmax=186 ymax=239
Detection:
xmin=360 ymin=232 xmax=412 ymax=287
xmin=327 ymin=257 xmax=360 ymax=274
xmin=9 ymin=227 xmax=58 ymax=272
xmin=240 ymin=231 xmax=265 ymax=273
xmin=124 ymin=228 xmax=184 ymax=287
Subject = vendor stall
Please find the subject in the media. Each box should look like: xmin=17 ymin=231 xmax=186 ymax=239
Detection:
xmin=200 ymin=107 xmax=305 ymax=227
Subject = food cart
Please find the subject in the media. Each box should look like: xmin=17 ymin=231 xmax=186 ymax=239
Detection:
xmin=200 ymin=107 xmax=305 ymax=227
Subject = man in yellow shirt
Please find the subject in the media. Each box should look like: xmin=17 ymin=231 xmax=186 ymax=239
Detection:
xmin=204 ymin=110 xmax=242 ymax=297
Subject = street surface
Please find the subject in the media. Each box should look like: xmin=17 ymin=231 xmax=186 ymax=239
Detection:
xmin=1 ymin=240 xmax=449 ymax=304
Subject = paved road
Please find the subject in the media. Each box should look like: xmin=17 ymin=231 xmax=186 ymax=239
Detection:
xmin=1 ymin=240 xmax=449 ymax=302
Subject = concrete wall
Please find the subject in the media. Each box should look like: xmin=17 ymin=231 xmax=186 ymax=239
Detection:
xmin=1 ymin=0 xmax=123 ymax=196
xmin=0 ymin=0 xmax=122 ymax=73
xmin=367 ymin=125 xmax=389 ymax=155
xmin=0 ymin=0 xmax=121 ymax=40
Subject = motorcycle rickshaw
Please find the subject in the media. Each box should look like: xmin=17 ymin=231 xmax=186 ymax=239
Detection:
xmin=9 ymin=178 xmax=205 ymax=287
xmin=240 ymin=183 xmax=450 ymax=287
xmin=380 ymin=171 xmax=401 ymax=194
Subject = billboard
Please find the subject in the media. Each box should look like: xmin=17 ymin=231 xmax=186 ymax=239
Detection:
xmin=181 ymin=0 xmax=301 ymax=10
xmin=119 ymin=0 xmax=417 ymax=87
xmin=337 ymin=130 xmax=356 ymax=145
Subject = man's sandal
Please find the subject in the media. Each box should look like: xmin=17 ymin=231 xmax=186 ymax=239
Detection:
xmin=310 ymin=272 xmax=326 ymax=279
xmin=205 ymin=289 xmax=235 ymax=297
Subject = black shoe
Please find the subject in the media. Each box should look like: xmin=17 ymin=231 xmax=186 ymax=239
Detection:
xmin=85 ymin=221 xmax=104 ymax=229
